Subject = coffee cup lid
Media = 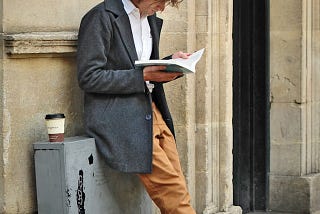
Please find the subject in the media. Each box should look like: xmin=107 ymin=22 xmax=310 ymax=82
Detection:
xmin=45 ymin=113 xmax=65 ymax=119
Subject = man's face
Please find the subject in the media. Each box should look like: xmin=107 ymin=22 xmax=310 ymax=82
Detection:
xmin=133 ymin=0 xmax=167 ymax=16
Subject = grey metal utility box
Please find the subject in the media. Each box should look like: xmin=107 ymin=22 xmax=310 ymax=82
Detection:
xmin=34 ymin=136 xmax=152 ymax=214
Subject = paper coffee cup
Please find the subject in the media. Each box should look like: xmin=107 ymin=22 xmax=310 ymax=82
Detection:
xmin=45 ymin=113 xmax=65 ymax=142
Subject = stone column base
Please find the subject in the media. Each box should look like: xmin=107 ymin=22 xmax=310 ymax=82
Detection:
xmin=269 ymin=173 xmax=320 ymax=213
xmin=203 ymin=205 xmax=242 ymax=214
xmin=216 ymin=206 xmax=242 ymax=214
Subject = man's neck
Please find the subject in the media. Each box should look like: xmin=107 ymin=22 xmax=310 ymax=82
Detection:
xmin=130 ymin=0 xmax=140 ymax=9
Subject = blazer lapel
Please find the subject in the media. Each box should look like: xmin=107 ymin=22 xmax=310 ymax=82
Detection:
xmin=114 ymin=15 xmax=138 ymax=65
xmin=104 ymin=0 xmax=163 ymax=63
xmin=148 ymin=15 xmax=163 ymax=60
xmin=104 ymin=0 xmax=138 ymax=65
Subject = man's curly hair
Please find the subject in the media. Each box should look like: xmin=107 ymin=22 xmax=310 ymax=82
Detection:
xmin=166 ymin=0 xmax=183 ymax=7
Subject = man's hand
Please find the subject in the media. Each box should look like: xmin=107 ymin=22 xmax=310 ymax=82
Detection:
xmin=143 ymin=51 xmax=191 ymax=82
xmin=172 ymin=51 xmax=191 ymax=59
xmin=143 ymin=65 xmax=182 ymax=82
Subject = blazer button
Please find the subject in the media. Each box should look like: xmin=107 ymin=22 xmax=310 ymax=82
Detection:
xmin=145 ymin=114 xmax=152 ymax=120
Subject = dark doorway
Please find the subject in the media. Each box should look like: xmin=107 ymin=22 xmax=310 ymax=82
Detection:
xmin=232 ymin=0 xmax=269 ymax=213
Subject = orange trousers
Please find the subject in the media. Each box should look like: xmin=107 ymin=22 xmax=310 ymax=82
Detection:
xmin=138 ymin=103 xmax=196 ymax=214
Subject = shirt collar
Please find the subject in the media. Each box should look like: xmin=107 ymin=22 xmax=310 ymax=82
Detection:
xmin=122 ymin=0 xmax=138 ymax=15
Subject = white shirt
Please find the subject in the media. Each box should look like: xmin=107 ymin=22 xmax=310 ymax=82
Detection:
xmin=122 ymin=0 xmax=153 ymax=60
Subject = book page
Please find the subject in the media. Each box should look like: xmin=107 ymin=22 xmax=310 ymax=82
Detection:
xmin=169 ymin=48 xmax=205 ymax=72
xmin=135 ymin=48 xmax=205 ymax=73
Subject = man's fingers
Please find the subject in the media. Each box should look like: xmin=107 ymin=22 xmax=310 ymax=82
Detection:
xmin=144 ymin=65 xmax=167 ymax=72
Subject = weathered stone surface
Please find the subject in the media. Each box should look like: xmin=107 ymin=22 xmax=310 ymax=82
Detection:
xmin=162 ymin=0 xmax=236 ymax=213
xmin=270 ymin=143 xmax=302 ymax=175
xmin=4 ymin=32 xmax=77 ymax=56
xmin=269 ymin=0 xmax=320 ymax=213
xmin=269 ymin=175 xmax=310 ymax=213
xmin=1 ymin=0 xmax=316 ymax=213
xmin=270 ymin=0 xmax=303 ymax=103
xmin=270 ymin=103 xmax=304 ymax=143
xmin=1 ymin=56 xmax=84 ymax=212
xmin=2 ymin=0 xmax=101 ymax=33
xmin=269 ymin=174 xmax=320 ymax=213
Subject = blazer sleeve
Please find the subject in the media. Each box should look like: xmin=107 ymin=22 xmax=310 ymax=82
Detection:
xmin=77 ymin=8 xmax=145 ymax=95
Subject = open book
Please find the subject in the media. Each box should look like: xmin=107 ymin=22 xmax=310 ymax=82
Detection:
xmin=135 ymin=48 xmax=205 ymax=74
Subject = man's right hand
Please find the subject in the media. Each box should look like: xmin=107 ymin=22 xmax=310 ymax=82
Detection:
xmin=143 ymin=65 xmax=183 ymax=82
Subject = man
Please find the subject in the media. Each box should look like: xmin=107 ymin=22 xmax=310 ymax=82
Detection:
xmin=77 ymin=0 xmax=196 ymax=213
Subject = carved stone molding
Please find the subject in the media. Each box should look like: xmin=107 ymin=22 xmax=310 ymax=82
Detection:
xmin=3 ymin=31 xmax=77 ymax=57
xmin=303 ymin=0 xmax=320 ymax=174
xmin=194 ymin=0 xmax=237 ymax=212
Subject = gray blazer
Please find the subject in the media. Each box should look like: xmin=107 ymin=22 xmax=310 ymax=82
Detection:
xmin=77 ymin=0 xmax=175 ymax=173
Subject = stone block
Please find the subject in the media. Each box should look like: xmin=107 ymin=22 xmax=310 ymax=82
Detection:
xmin=309 ymin=174 xmax=320 ymax=213
xmin=3 ymin=0 xmax=101 ymax=33
xmin=270 ymin=103 xmax=304 ymax=143
xmin=270 ymin=0 xmax=304 ymax=104
xmin=269 ymin=174 xmax=320 ymax=213
xmin=158 ymin=1 xmax=188 ymax=33
xmin=195 ymin=126 xmax=210 ymax=171
xmin=159 ymin=33 xmax=188 ymax=56
xmin=196 ymin=16 xmax=208 ymax=33
xmin=196 ymin=0 xmax=209 ymax=16
xmin=158 ymin=7 xmax=188 ymax=33
xmin=197 ymin=33 xmax=209 ymax=52
xmin=174 ymin=125 xmax=190 ymax=170
xmin=270 ymin=143 xmax=302 ymax=175
xmin=270 ymin=31 xmax=302 ymax=103
xmin=270 ymin=0 xmax=302 ymax=31
xmin=215 ymin=206 xmax=242 ymax=214
xmin=269 ymin=175 xmax=310 ymax=213
xmin=311 ymin=102 xmax=320 ymax=142
xmin=195 ymin=170 xmax=210 ymax=213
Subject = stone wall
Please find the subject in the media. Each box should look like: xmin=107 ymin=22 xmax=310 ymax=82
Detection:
xmin=160 ymin=0 xmax=240 ymax=213
xmin=270 ymin=0 xmax=320 ymax=213
xmin=0 ymin=0 xmax=239 ymax=213
xmin=0 ymin=0 xmax=101 ymax=212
